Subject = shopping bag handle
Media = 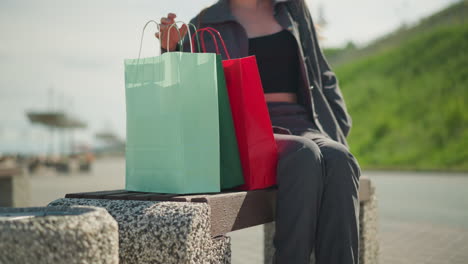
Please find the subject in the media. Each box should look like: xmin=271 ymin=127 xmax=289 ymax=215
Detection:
xmin=192 ymin=29 xmax=220 ymax=54
xmin=196 ymin=27 xmax=231 ymax=59
xmin=137 ymin=20 xmax=199 ymax=59
xmin=201 ymin=27 xmax=230 ymax=59
xmin=132 ymin=20 xmax=198 ymax=85
xmin=131 ymin=20 xmax=162 ymax=86
xmin=187 ymin=23 xmax=202 ymax=53
xmin=166 ymin=21 xmax=200 ymax=54
xmin=191 ymin=27 xmax=231 ymax=59
xmin=137 ymin=20 xmax=161 ymax=60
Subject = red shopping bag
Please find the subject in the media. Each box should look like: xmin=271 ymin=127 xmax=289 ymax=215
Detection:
xmin=193 ymin=28 xmax=278 ymax=190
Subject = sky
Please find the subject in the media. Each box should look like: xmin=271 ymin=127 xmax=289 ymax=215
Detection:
xmin=0 ymin=0 xmax=459 ymax=153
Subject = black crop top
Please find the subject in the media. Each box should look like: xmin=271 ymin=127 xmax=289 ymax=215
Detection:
xmin=248 ymin=30 xmax=300 ymax=94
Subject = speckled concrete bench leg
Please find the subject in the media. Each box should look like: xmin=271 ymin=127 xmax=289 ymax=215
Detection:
xmin=264 ymin=178 xmax=379 ymax=264
xmin=0 ymin=206 xmax=119 ymax=264
xmin=48 ymin=198 xmax=231 ymax=264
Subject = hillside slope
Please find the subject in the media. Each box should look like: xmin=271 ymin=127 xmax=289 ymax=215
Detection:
xmin=327 ymin=0 xmax=468 ymax=67
xmin=337 ymin=23 xmax=468 ymax=170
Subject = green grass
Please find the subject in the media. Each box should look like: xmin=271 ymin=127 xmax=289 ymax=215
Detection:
xmin=326 ymin=0 xmax=468 ymax=67
xmin=336 ymin=23 xmax=468 ymax=171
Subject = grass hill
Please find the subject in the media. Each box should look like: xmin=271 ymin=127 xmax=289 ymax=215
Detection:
xmin=334 ymin=1 xmax=468 ymax=170
xmin=326 ymin=0 xmax=468 ymax=67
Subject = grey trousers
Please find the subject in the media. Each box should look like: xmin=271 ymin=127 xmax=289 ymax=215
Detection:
xmin=272 ymin=131 xmax=361 ymax=264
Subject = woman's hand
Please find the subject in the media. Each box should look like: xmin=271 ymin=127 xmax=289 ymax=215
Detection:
xmin=156 ymin=13 xmax=188 ymax=51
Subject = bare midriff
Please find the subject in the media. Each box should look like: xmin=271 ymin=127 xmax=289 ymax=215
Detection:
xmin=264 ymin=92 xmax=297 ymax=103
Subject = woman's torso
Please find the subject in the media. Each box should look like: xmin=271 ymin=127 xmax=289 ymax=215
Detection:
xmin=231 ymin=0 xmax=298 ymax=104
xmin=185 ymin=0 xmax=351 ymax=145
xmin=227 ymin=1 xmax=318 ymax=134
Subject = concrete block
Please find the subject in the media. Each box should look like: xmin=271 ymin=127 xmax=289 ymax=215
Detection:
xmin=49 ymin=198 xmax=231 ymax=264
xmin=0 ymin=168 xmax=30 ymax=207
xmin=210 ymin=235 xmax=231 ymax=264
xmin=0 ymin=206 xmax=119 ymax=264
xmin=359 ymin=184 xmax=379 ymax=264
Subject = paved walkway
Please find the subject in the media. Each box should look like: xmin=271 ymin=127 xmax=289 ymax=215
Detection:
xmin=228 ymin=220 xmax=468 ymax=264
xmin=27 ymin=158 xmax=468 ymax=264
xmin=379 ymin=220 xmax=468 ymax=264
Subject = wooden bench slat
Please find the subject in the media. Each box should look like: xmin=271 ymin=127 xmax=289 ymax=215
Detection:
xmin=192 ymin=188 xmax=277 ymax=236
xmin=150 ymin=194 xmax=188 ymax=202
xmin=65 ymin=190 xmax=127 ymax=199
xmin=103 ymin=192 xmax=142 ymax=200
xmin=125 ymin=193 xmax=159 ymax=201
xmin=79 ymin=190 xmax=130 ymax=199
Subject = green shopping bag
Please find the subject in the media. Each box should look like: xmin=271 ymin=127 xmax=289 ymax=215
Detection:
xmin=124 ymin=21 xmax=243 ymax=194
xmin=215 ymin=54 xmax=244 ymax=189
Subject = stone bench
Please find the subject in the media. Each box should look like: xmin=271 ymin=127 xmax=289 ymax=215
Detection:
xmin=49 ymin=176 xmax=378 ymax=263
xmin=0 ymin=167 xmax=30 ymax=207
xmin=0 ymin=206 xmax=119 ymax=264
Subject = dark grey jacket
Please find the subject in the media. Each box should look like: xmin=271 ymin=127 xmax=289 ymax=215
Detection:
xmin=180 ymin=0 xmax=352 ymax=147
